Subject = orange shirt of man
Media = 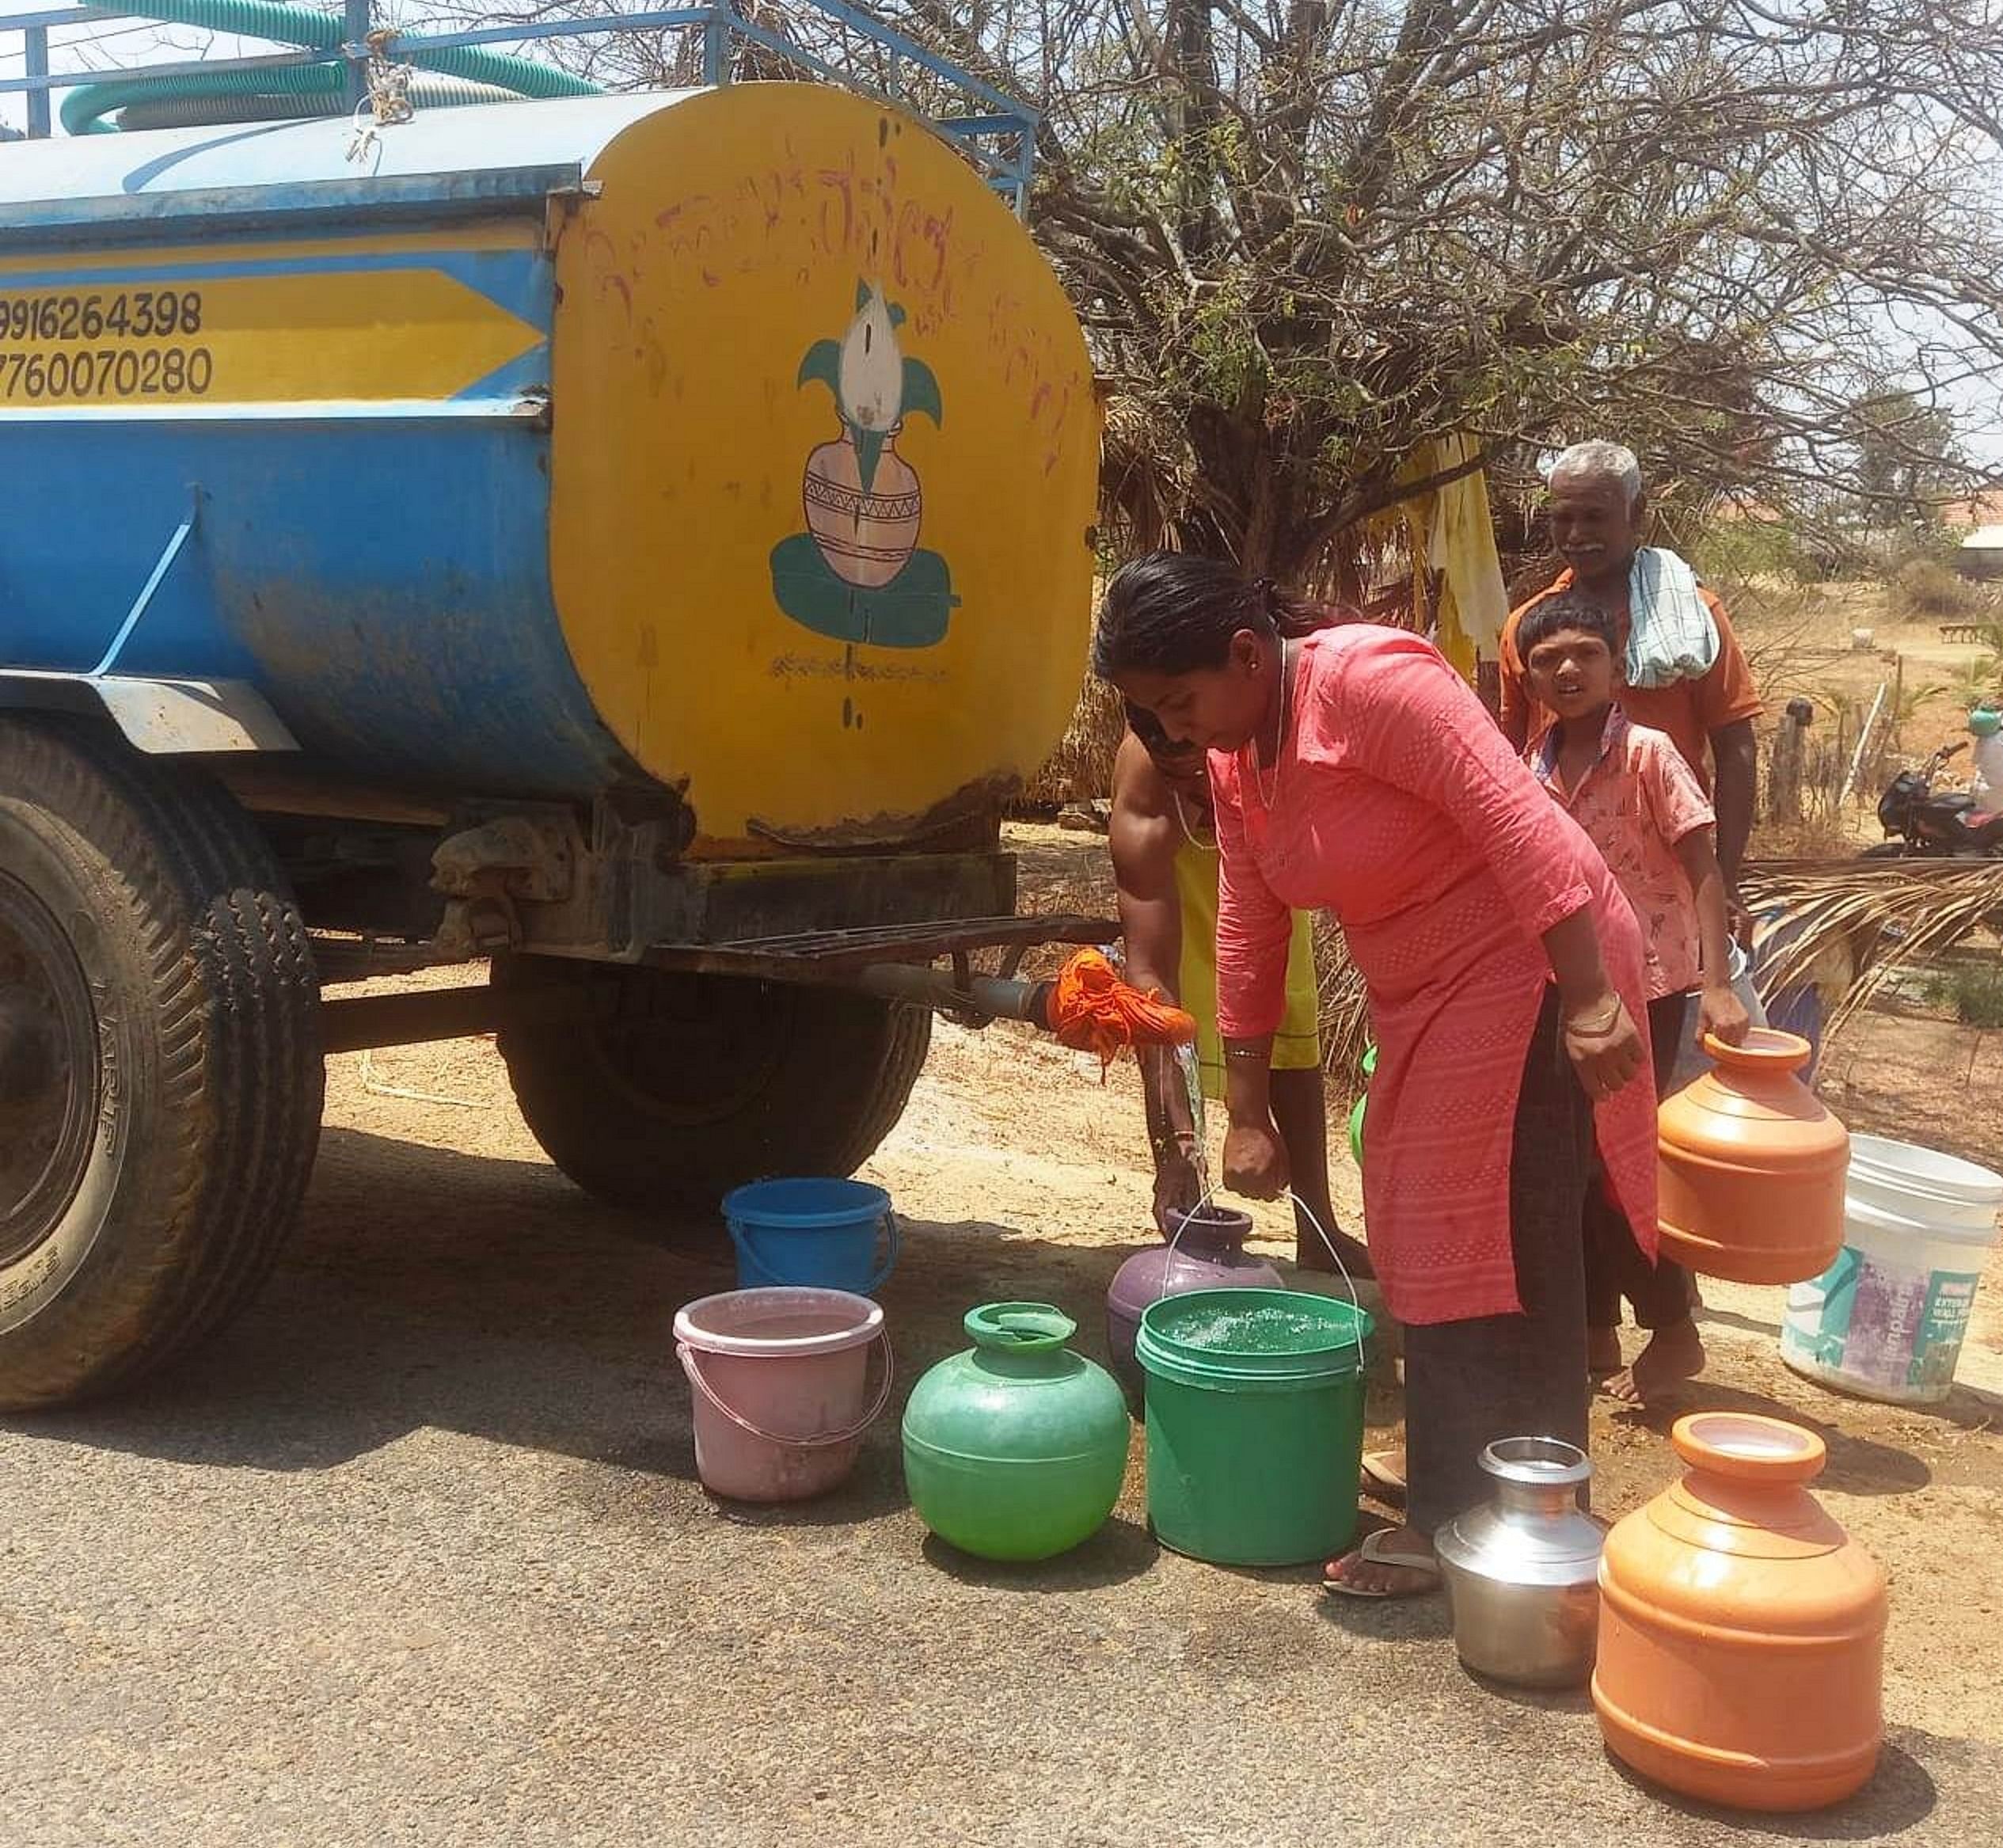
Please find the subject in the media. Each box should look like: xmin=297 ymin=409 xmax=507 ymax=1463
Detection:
xmin=1499 ymin=571 xmax=1762 ymax=790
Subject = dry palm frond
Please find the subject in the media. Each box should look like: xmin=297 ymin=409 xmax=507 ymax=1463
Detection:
xmin=1020 ymin=669 xmax=1127 ymax=807
xmin=1099 ymin=395 xmax=1195 ymax=557
xmin=1739 ymin=859 xmax=2003 ymax=1037
xmin=1316 ymin=861 xmax=2003 ymax=1091
xmin=1314 ymin=914 xmax=1372 ymax=1092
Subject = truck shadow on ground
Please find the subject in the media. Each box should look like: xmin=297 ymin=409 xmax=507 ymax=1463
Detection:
xmin=0 ymin=1127 xmax=1168 ymax=1533
xmin=8 ymin=1125 xmax=1954 ymax=1563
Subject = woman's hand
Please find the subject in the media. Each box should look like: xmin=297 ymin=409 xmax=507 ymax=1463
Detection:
xmin=1697 ymin=982 xmax=1752 ymax=1048
xmin=1152 ymin=1146 xmax=1205 ymax=1236
xmin=1223 ymin=1120 xmax=1290 ymax=1201
xmin=1561 ymin=991 xmax=1647 ymax=1104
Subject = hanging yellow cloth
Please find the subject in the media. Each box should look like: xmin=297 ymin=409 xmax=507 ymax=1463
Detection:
xmin=1344 ymin=433 xmax=1508 ymax=686
xmin=1421 ymin=433 xmax=1508 ymax=677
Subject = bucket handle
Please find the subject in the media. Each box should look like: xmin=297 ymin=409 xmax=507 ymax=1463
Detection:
xmin=868 ymin=1211 xmax=902 ymax=1295
xmin=677 ymin=1330 xmax=895 ymax=1450
xmin=1287 ymin=1192 xmax=1370 ymax=1378
xmin=1156 ymin=1203 xmax=1230 ymax=1296
xmin=1176 ymin=1184 xmax=1369 ymax=1377
xmin=728 ymin=1221 xmax=784 ymax=1288
xmin=728 ymin=1210 xmax=902 ymax=1295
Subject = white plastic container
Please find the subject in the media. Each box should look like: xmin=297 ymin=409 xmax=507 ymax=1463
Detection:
xmin=1781 ymin=1135 xmax=2003 ymax=1405
xmin=1971 ymin=732 xmax=2003 ymax=812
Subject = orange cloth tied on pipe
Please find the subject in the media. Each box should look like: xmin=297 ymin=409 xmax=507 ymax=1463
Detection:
xmin=1047 ymin=949 xmax=1196 ymax=1074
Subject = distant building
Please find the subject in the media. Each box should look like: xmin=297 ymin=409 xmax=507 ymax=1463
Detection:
xmin=1959 ymin=523 xmax=2003 ymax=582
xmin=1940 ymin=485 xmax=2003 ymax=531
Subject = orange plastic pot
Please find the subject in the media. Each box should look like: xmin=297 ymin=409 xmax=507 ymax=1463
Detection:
xmin=1594 ymin=1413 xmax=1887 ymax=1813
xmin=1656 ymin=1028 xmax=1849 ymax=1283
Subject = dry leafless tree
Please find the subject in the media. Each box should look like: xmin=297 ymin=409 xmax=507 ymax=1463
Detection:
xmin=430 ymin=2 xmax=2003 ymax=582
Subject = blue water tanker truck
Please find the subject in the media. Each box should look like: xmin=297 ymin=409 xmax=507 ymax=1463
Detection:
xmin=0 ymin=6 xmax=1102 ymax=1407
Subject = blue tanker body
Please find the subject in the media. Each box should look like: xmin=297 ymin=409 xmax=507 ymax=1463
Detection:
xmin=0 ymin=48 xmax=1104 ymax=1412
xmin=0 ymin=103 xmax=659 ymax=797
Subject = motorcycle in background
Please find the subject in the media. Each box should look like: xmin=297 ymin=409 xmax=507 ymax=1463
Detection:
xmin=1866 ymin=741 xmax=2003 ymax=857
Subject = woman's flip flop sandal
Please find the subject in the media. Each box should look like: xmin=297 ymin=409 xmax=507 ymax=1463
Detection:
xmin=1360 ymin=1450 xmax=1408 ymax=1504
xmin=1321 ymin=1528 xmax=1442 ymax=1599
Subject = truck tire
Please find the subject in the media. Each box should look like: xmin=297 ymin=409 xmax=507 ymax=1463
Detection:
xmin=0 ymin=717 xmax=323 ymax=1409
xmin=492 ymin=956 xmax=929 ymax=1215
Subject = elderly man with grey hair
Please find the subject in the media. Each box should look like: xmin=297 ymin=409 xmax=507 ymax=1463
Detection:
xmin=1496 ymin=439 xmax=1761 ymax=1409
xmin=1499 ymin=441 xmax=1761 ymax=918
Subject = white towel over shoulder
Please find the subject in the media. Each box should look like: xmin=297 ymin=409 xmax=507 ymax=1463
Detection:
xmin=1625 ymin=547 xmax=1718 ymax=688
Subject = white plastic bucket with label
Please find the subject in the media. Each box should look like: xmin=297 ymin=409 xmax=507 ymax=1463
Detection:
xmin=1781 ymin=1135 xmax=2003 ymax=1405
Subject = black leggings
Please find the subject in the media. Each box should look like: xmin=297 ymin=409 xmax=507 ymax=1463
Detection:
xmin=1403 ymin=992 xmax=1592 ymax=1537
xmin=1583 ymin=992 xmax=1693 ymax=1333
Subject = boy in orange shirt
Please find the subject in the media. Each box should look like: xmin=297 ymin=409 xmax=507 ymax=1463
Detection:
xmin=1520 ymin=590 xmax=1750 ymax=1405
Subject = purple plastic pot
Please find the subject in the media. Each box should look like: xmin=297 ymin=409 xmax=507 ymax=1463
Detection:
xmin=1105 ymin=1205 xmax=1284 ymax=1407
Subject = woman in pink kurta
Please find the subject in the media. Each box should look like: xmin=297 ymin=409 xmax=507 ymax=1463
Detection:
xmin=1097 ymin=554 xmax=1656 ymax=1598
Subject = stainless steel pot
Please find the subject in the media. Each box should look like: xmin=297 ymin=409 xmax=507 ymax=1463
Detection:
xmin=1435 ymin=1436 xmax=1602 ymax=1689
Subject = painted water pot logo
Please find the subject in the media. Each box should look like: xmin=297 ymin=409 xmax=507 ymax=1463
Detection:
xmin=770 ymin=281 xmax=959 ymax=648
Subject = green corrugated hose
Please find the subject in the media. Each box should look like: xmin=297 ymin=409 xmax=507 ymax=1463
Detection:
xmin=112 ymin=76 xmax=519 ymax=131
xmin=62 ymin=1 xmax=598 ymax=135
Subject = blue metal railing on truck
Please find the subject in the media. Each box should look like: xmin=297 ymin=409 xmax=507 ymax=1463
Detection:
xmin=0 ymin=1 xmax=1038 ymax=212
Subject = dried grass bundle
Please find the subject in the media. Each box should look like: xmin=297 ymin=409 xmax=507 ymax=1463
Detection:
xmin=1314 ymin=915 xmax=1372 ymax=1093
xmin=1313 ymin=860 xmax=2003 ymax=1097
xmin=1020 ymin=670 xmax=1127 ymax=807
xmin=1100 ymin=396 xmax=1195 ymax=557
xmin=1741 ymin=859 xmax=2003 ymax=1036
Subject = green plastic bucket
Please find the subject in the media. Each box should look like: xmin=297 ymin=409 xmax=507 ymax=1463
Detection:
xmin=1347 ymin=1042 xmax=1378 ymax=1169
xmin=1137 ymin=1287 xmax=1373 ymax=1566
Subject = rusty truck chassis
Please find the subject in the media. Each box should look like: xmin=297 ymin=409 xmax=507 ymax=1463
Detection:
xmin=262 ymin=786 xmax=1109 ymax=1054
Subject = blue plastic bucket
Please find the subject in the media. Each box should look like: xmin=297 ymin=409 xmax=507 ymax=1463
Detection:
xmin=723 ymin=1178 xmax=900 ymax=1295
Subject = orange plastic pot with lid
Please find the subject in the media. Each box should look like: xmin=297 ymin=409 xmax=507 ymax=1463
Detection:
xmin=1656 ymin=1028 xmax=1849 ymax=1283
xmin=1594 ymin=1413 xmax=1887 ymax=1812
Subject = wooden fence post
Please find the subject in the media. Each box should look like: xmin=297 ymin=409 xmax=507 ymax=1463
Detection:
xmin=1769 ymin=697 xmax=1813 ymax=822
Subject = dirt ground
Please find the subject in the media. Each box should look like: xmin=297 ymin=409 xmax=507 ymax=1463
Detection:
xmin=12 ymin=581 xmax=2003 ymax=1841
xmin=289 ymin=575 xmax=2003 ymax=1781
xmin=1727 ymin=576 xmax=2002 ymax=849
xmin=330 ymin=812 xmax=2003 ymax=1756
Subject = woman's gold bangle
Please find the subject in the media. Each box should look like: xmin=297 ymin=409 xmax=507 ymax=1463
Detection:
xmin=1569 ymin=999 xmax=1624 ymax=1036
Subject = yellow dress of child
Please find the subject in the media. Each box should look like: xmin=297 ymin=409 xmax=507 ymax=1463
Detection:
xmin=1170 ymin=796 xmax=1321 ymax=1101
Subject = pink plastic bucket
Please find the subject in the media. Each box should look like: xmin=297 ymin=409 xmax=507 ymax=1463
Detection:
xmin=673 ymin=1287 xmax=891 ymax=1502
